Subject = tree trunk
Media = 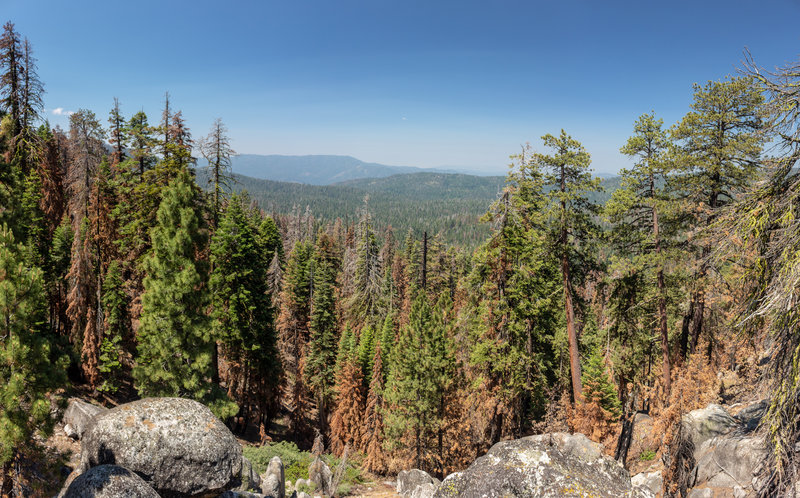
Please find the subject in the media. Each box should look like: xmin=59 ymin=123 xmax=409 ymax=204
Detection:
xmin=653 ymin=198 xmax=670 ymax=397
xmin=563 ymin=253 xmax=583 ymax=404
xmin=1 ymin=455 xmax=13 ymax=497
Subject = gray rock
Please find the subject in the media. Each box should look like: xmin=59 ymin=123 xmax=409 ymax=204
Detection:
xmin=692 ymin=435 xmax=766 ymax=491
xmin=61 ymin=464 xmax=159 ymax=498
xmin=687 ymin=489 xmax=714 ymax=498
xmin=260 ymin=456 xmax=285 ymax=498
xmin=294 ymin=478 xmax=313 ymax=491
xmin=79 ymin=397 xmax=242 ymax=496
xmin=397 ymin=469 xmax=440 ymax=496
xmin=433 ymin=432 xmax=652 ymax=498
xmin=682 ymin=404 xmax=738 ymax=448
xmin=631 ymin=471 xmax=662 ymax=496
xmin=235 ymin=456 xmax=261 ymax=492
xmin=308 ymin=456 xmax=332 ymax=496
xmin=734 ymin=400 xmax=768 ymax=432
xmin=410 ymin=482 xmax=438 ymax=498
xmin=219 ymin=492 xmax=266 ymax=498
xmin=63 ymin=399 xmax=107 ymax=440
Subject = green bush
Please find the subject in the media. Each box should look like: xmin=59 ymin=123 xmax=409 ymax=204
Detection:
xmin=243 ymin=441 xmax=313 ymax=482
xmin=242 ymin=442 xmax=367 ymax=493
xmin=639 ymin=449 xmax=656 ymax=461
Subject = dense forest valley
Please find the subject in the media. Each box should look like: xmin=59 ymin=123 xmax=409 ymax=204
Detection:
xmin=4 ymin=20 xmax=800 ymax=498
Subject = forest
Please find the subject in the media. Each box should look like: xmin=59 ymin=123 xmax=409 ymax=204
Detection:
xmin=3 ymin=20 xmax=800 ymax=497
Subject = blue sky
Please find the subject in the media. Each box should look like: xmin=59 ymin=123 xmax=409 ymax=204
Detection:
xmin=3 ymin=0 xmax=800 ymax=174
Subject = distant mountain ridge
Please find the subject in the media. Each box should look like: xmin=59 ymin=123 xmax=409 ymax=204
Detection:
xmin=200 ymin=154 xmax=496 ymax=185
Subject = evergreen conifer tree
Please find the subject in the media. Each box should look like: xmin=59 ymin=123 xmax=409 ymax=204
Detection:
xmin=305 ymin=231 xmax=340 ymax=436
xmin=210 ymin=194 xmax=281 ymax=432
xmin=0 ymin=225 xmax=65 ymax=494
xmin=133 ymin=170 xmax=235 ymax=419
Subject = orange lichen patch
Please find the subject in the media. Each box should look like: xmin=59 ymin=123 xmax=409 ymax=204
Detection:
xmin=142 ymin=419 xmax=156 ymax=430
xmin=124 ymin=415 xmax=136 ymax=427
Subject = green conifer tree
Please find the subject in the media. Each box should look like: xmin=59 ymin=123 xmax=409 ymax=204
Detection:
xmin=98 ymin=260 xmax=128 ymax=394
xmin=133 ymin=170 xmax=235 ymax=419
xmin=210 ymin=194 xmax=281 ymax=431
xmin=0 ymin=225 xmax=66 ymax=494
xmin=305 ymin=231 xmax=340 ymax=436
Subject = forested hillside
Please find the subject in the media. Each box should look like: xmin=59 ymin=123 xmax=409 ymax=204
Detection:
xmin=4 ymin=20 xmax=800 ymax=498
xmin=194 ymin=170 xmax=618 ymax=247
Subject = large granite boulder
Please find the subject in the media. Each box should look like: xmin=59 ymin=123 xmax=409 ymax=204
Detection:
xmin=61 ymin=464 xmax=159 ymax=498
xmin=63 ymin=399 xmax=108 ymax=440
xmin=691 ymin=435 xmax=766 ymax=496
xmin=433 ymin=432 xmax=653 ymax=498
xmin=397 ymin=469 xmax=440 ymax=496
xmin=79 ymin=397 xmax=242 ymax=496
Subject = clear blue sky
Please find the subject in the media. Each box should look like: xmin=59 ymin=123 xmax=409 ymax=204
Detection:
xmin=3 ymin=0 xmax=800 ymax=174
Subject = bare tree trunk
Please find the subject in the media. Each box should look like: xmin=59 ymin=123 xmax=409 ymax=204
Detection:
xmin=653 ymin=186 xmax=671 ymax=397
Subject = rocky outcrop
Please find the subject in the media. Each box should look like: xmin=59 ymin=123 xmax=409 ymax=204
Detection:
xmin=63 ymin=399 xmax=108 ymax=440
xmin=260 ymin=456 xmax=285 ymax=498
xmin=61 ymin=464 xmax=159 ymax=498
xmin=79 ymin=397 xmax=242 ymax=496
xmin=682 ymin=404 xmax=739 ymax=448
xmin=433 ymin=432 xmax=652 ymax=497
xmin=681 ymin=400 xmax=768 ymax=497
xmin=308 ymin=456 xmax=333 ymax=496
xmin=397 ymin=469 xmax=440 ymax=496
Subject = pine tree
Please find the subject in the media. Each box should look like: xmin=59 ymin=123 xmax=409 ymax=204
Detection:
xmin=305 ymin=231 xmax=340 ymax=436
xmin=467 ymin=146 xmax=561 ymax=443
xmin=98 ymin=261 xmax=127 ymax=394
xmin=363 ymin=344 xmax=387 ymax=474
xmin=581 ymin=347 xmax=622 ymax=419
xmin=534 ymin=130 xmax=602 ymax=404
xmin=384 ymin=291 xmax=456 ymax=472
xmin=0 ymin=225 xmax=66 ymax=494
xmin=345 ymin=205 xmax=382 ymax=323
xmin=276 ymin=240 xmax=314 ymax=442
xmin=330 ymin=349 xmax=365 ymax=456
xmin=133 ymin=170 xmax=236 ymax=419
xmin=210 ymin=195 xmax=281 ymax=433
xmin=606 ymin=112 xmax=680 ymax=397
xmin=127 ymin=110 xmax=155 ymax=177
xmin=357 ymin=324 xmax=376 ymax=384
xmin=107 ymin=98 xmax=127 ymax=165
xmin=200 ymin=118 xmax=235 ymax=228
xmin=671 ymin=77 xmax=763 ymax=355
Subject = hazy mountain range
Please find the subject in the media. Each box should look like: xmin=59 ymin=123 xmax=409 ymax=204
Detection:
xmin=205 ymin=154 xmax=498 ymax=185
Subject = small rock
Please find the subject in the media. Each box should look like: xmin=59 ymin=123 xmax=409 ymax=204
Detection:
xmin=219 ymin=491 xmax=267 ymax=498
xmin=308 ymin=456 xmax=332 ymax=496
xmin=294 ymin=478 xmax=313 ymax=491
xmin=60 ymin=464 xmax=159 ymax=498
xmin=260 ymin=456 xmax=285 ymax=498
xmin=62 ymin=399 xmax=107 ymax=440
xmin=410 ymin=482 xmax=438 ymax=498
xmin=233 ymin=456 xmax=261 ymax=492
xmin=397 ymin=469 xmax=440 ymax=496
